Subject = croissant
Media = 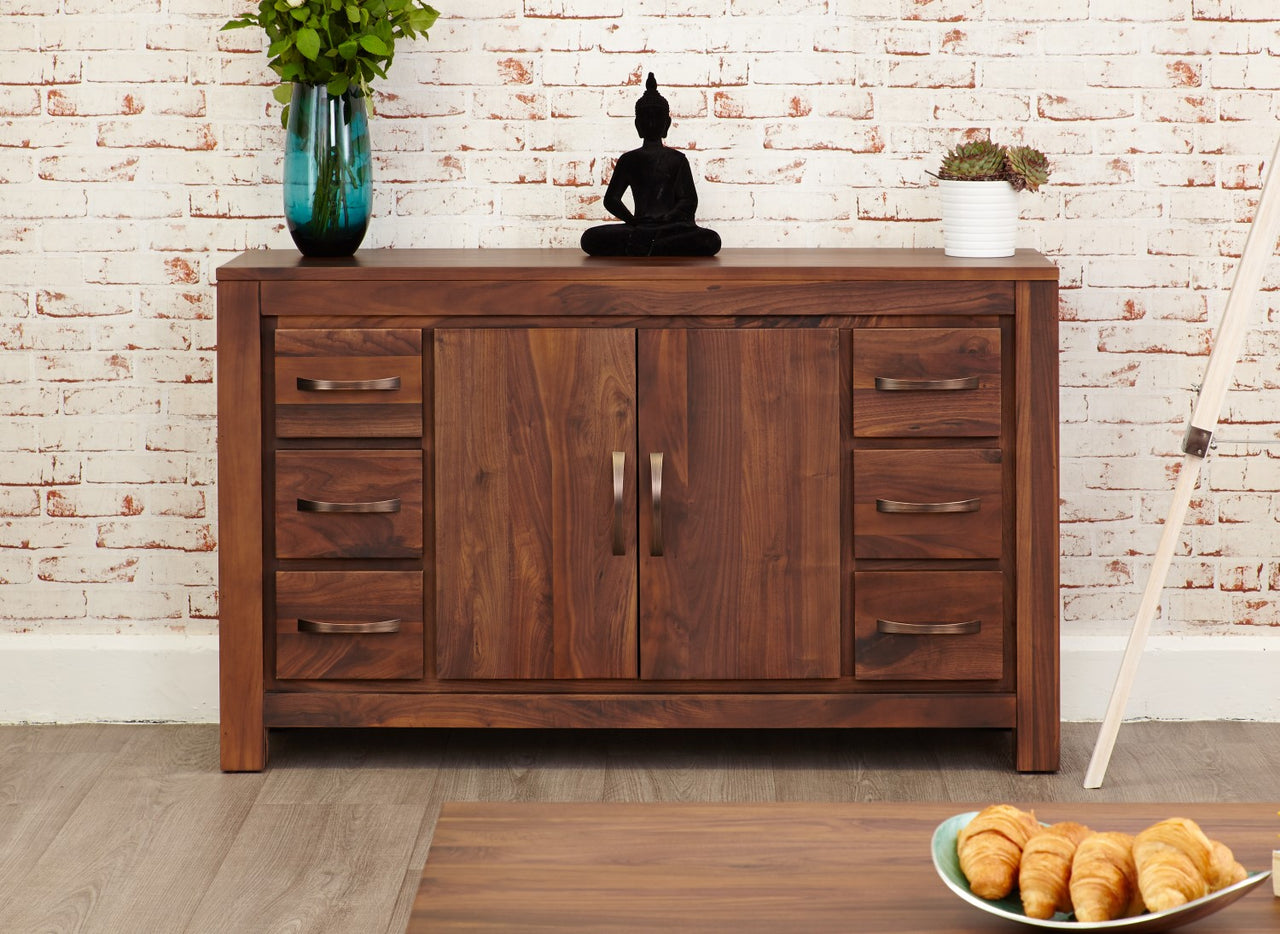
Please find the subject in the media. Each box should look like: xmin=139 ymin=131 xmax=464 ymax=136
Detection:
xmin=1133 ymin=817 xmax=1213 ymax=912
xmin=1018 ymin=821 xmax=1092 ymax=919
xmin=956 ymin=804 xmax=1040 ymax=899
xmin=1069 ymin=831 xmax=1145 ymax=922
xmin=1208 ymin=839 xmax=1248 ymax=891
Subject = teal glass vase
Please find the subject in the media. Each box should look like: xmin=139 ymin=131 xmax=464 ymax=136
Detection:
xmin=283 ymin=84 xmax=372 ymax=257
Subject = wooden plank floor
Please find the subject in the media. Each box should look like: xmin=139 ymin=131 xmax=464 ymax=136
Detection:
xmin=0 ymin=722 xmax=1278 ymax=933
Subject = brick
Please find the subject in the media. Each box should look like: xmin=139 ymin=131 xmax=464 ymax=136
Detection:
xmin=96 ymin=519 xmax=215 ymax=552
xmin=39 ymin=418 xmax=137 ymax=452
xmin=38 ymin=153 xmax=139 ymax=183
xmin=985 ymin=0 xmax=1088 ymax=18
xmin=38 ymin=352 xmax=131 ymax=383
xmin=62 ymin=387 xmax=161 ymax=417
xmin=703 ymin=155 xmax=806 ymax=185
xmin=88 ymin=588 xmax=185 ymax=620
xmin=1193 ymin=0 xmax=1280 ymax=21
xmin=97 ymin=119 xmax=216 ymax=150
xmin=0 ymin=588 xmax=86 ymax=620
xmin=82 ymin=52 xmax=188 ymax=84
xmin=0 ymin=488 xmax=40 ymax=517
xmin=0 ymin=87 xmax=39 ymax=115
xmin=36 ymin=289 xmax=132 ymax=319
xmin=763 ymin=122 xmax=883 ymax=153
xmin=469 ymin=154 xmax=547 ymax=184
xmin=0 ymin=150 xmax=33 ymax=182
xmin=938 ymin=25 xmax=1039 ymax=55
xmin=0 ymin=553 xmax=32 ymax=585
xmin=88 ymin=187 xmax=185 ymax=218
xmin=37 ymin=554 xmax=139 ymax=584
xmin=145 ymin=422 xmax=216 ymax=454
xmin=931 ymin=90 xmax=1030 ymax=122
xmin=1038 ymin=92 xmax=1135 ymax=121
xmin=903 ymin=0 xmax=982 ymax=22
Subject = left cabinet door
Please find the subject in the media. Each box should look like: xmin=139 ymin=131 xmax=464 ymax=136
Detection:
xmin=435 ymin=328 xmax=639 ymax=679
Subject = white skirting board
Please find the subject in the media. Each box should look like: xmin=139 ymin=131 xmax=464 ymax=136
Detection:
xmin=0 ymin=632 xmax=1277 ymax=724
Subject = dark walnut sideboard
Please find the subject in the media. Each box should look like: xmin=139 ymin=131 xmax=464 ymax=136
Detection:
xmin=215 ymin=249 xmax=1060 ymax=772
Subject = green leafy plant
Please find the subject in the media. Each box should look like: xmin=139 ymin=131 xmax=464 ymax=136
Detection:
xmin=935 ymin=138 xmax=1052 ymax=192
xmin=222 ymin=0 xmax=440 ymax=125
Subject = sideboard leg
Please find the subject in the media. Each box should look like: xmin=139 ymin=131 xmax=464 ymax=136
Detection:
xmin=1015 ymin=280 xmax=1060 ymax=774
xmin=217 ymin=280 xmax=266 ymax=773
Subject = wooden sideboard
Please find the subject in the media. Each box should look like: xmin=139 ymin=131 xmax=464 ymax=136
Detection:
xmin=215 ymin=249 xmax=1060 ymax=772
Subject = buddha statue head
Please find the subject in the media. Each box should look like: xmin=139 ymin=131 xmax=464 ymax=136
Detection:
xmin=634 ymin=72 xmax=671 ymax=142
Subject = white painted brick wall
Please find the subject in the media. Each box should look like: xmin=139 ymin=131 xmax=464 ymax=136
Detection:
xmin=3 ymin=1 xmax=1280 ymax=661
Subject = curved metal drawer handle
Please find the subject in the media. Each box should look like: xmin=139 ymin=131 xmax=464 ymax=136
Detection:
xmin=297 ymin=376 xmax=401 ymax=392
xmin=612 ymin=451 xmax=626 ymax=556
xmin=875 ymin=498 xmax=981 ymax=514
xmin=649 ymin=452 xmax=663 ymax=557
xmin=298 ymin=617 xmax=402 ymax=634
xmin=297 ymin=498 xmax=401 ymax=514
xmin=876 ymin=618 xmax=981 ymax=636
xmin=874 ymin=376 xmax=979 ymax=391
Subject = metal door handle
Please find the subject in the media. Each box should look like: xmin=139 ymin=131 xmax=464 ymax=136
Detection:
xmin=649 ymin=452 xmax=663 ymax=557
xmin=874 ymin=376 xmax=979 ymax=391
xmin=875 ymin=498 xmax=980 ymax=514
xmin=297 ymin=617 xmax=402 ymax=634
xmin=297 ymin=498 xmax=401 ymax=514
xmin=876 ymin=618 xmax=981 ymax=635
xmin=612 ymin=451 xmax=625 ymax=556
xmin=297 ymin=376 xmax=401 ymax=391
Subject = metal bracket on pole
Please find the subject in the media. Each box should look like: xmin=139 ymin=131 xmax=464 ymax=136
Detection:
xmin=1181 ymin=425 xmax=1213 ymax=459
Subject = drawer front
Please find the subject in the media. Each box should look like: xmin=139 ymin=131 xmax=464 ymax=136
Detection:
xmin=853 ymin=449 xmax=1002 ymax=559
xmin=853 ymin=328 xmax=1001 ymax=437
xmin=274 ymin=328 xmax=423 ymax=438
xmin=854 ymin=571 xmax=1003 ymax=681
xmin=275 ymin=570 xmax=424 ymax=680
xmin=275 ymin=450 xmax=423 ymax=558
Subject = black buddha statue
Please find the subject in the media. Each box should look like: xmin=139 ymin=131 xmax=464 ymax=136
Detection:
xmin=580 ymin=73 xmax=721 ymax=257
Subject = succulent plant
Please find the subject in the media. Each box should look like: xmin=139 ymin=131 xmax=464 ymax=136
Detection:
xmin=938 ymin=140 xmax=1008 ymax=181
xmin=1004 ymin=145 xmax=1051 ymax=192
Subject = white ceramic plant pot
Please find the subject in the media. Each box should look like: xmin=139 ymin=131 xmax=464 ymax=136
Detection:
xmin=939 ymin=178 xmax=1018 ymax=258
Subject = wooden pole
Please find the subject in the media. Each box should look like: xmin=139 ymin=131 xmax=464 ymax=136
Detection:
xmin=1084 ymin=135 xmax=1280 ymax=788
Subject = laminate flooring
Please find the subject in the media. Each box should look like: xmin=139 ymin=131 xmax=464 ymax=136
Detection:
xmin=1 ymin=722 xmax=1277 ymax=933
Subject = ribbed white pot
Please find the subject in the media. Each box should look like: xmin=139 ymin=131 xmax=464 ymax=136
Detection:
xmin=939 ymin=178 xmax=1018 ymax=258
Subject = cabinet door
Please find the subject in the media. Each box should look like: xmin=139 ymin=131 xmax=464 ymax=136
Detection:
xmin=638 ymin=329 xmax=841 ymax=680
xmin=435 ymin=329 xmax=638 ymax=679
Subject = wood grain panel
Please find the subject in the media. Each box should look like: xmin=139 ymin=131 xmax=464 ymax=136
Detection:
xmin=215 ymin=279 xmax=265 ymax=772
xmin=408 ymin=802 xmax=1280 ymax=934
xmin=638 ymin=329 xmax=841 ymax=680
xmin=222 ymin=247 xmax=1058 ymax=280
xmin=274 ymin=328 xmax=422 ymax=438
xmin=853 ymin=327 xmax=1002 ymax=437
xmin=1016 ymin=279 xmax=1061 ymax=772
xmin=854 ymin=571 xmax=1004 ymax=680
xmin=274 ymin=450 xmax=423 ymax=558
xmin=275 ymin=571 xmax=423 ymax=680
xmin=435 ymin=328 xmax=638 ymax=680
xmin=264 ymin=691 xmax=1016 ymax=729
xmin=853 ymin=449 xmax=1002 ymax=559
xmin=263 ymin=279 xmax=1014 ymax=320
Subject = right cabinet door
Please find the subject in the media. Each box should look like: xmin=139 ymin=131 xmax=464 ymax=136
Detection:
xmin=637 ymin=329 xmax=842 ymax=680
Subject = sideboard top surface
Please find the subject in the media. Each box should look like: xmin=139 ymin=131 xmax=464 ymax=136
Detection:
xmin=217 ymin=248 xmax=1058 ymax=283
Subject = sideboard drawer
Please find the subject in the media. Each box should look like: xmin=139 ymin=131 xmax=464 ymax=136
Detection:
xmin=275 ymin=450 xmax=423 ymax=558
xmin=852 ymin=328 xmax=1001 ymax=438
xmin=274 ymin=328 xmax=423 ymax=438
xmin=853 ymin=571 xmax=1004 ymax=680
xmin=275 ymin=570 xmax=424 ymax=680
xmin=853 ymin=449 xmax=1002 ymax=559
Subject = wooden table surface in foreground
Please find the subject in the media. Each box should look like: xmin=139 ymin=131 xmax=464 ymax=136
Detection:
xmin=408 ymin=801 xmax=1279 ymax=933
